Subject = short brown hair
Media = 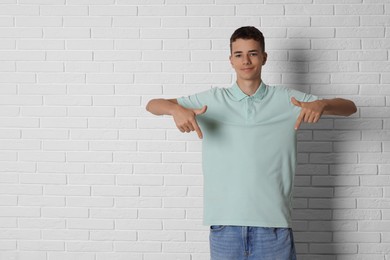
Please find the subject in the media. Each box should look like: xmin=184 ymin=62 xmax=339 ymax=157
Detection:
xmin=230 ymin=26 xmax=265 ymax=53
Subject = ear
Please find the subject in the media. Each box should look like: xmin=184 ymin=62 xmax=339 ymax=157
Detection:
xmin=229 ymin=55 xmax=233 ymax=66
xmin=262 ymin=52 xmax=268 ymax=65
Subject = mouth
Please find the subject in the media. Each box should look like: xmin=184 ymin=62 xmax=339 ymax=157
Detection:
xmin=241 ymin=68 xmax=254 ymax=72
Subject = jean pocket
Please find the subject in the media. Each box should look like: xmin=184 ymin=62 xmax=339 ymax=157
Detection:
xmin=210 ymin=225 xmax=226 ymax=232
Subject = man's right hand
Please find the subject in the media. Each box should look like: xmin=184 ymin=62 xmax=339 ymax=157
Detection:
xmin=172 ymin=105 xmax=207 ymax=139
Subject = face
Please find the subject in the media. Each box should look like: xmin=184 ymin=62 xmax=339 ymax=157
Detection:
xmin=229 ymin=38 xmax=267 ymax=83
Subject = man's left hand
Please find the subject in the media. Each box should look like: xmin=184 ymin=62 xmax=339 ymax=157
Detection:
xmin=291 ymin=97 xmax=325 ymax=130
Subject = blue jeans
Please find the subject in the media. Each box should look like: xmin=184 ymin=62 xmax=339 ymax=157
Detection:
xmin=209 ymin=225 xmax=296 ymax=260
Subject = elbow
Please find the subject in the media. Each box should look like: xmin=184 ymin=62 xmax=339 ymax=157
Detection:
xmin=350 ymin=101 xmax=357 ymax=115
xmin=145 ymin=99 xmax=153 ymax=112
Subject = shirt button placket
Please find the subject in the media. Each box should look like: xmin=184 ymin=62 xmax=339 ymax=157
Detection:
xmin=248 ymin=97 xmax=253 ymax=120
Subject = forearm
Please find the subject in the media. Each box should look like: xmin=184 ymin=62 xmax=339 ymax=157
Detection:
xmin=321 ymin=98 xmax=357 ymax=116
xmin=146 ymin=98 xmax=182 ymax=116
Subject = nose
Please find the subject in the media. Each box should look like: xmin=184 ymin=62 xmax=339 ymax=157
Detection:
xmin=242 ymin=54 xmax=251 ymax=65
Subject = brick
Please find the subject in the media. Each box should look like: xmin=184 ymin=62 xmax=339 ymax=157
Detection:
xmin=333 ymin=141 xmax=381 ymax=152
xmin=42 ymin=207 xmax=88 ymax=218
xmin=92 ymin=186 xmax=139 ymax=197
xmin=293 ymin=231 xmax=332 ymax=242
xmin=140 ymin=187 xmax=187 ymax=197
xmin=17 ymin=61 xmax=63 ymax=72
xmin=162 ymin=17 xmax=209 ymax=27
xmin=20 ymin=173 xmax=66 ymax=184
xmin=67 ymin=241 xmax=113 ymax=252
xmin=310 ymin=243 xmax=357 ymax=254
xmin=68 ymin=84 xmax=114 ymax=95
xmin=94 ymin=51 xmax=141 ymax=61
xmin=0 ymin=118 xmax=39 ymax=127
xmin=187 ymin=5 xmax=234 ymax=16
xmin=44 ymin=28 xmax=90 ymax=39
xmin=339 ymin=50 xmax=388 ymax=61
xmin=332 ymin=73 xmax=380 ymax=84
xmin=333 ymin=209 xmax=381 ymax=220
xmin=48 ymin=252 xmax=95 ymax=260
xmin=89 ymin=5 xmax=137 ymax=15
xmin=88 ymin=118 xmax=136 ymax=129
xmin=334 ymin=118 xmax=383 ymax=129
xmin=339 ymin=28 xmax=385 ymax=39
xmin=113 ymin=17 xmax=160 ymax=27
xmin=90 ymin=230 xmax=136 ymax=241
xmin=90 ymin=209 xmax=137 ymax=219
xmin=358 ymin=198 xmax=390 ymax=208
xmin=285 ymin=4 xmax=333 ymax=15
xmin=0 ymin=28 xmax=42 ymax=38
xmin=335 ymin=187 xmax=382 ymax=198
xmin=211 ymin=16 xmax=259 ymax=27
xmin=312 ymin=39 xmax=361 ymax=50
xmin=288 ymin=28 xmax=335 ymax=38
xmin=310 ymin=61 xmax=358 ymax=72
xmin=19 ymin=240 xmax=64 ymax=251
xmin=330 ymin=164 xmax=378 ymax=175
xmin=90 ymin=141 xmax=137 ymax=151
xmin=40 ymin=118 xmax=87 ymax=129
xmin=312 ymin=176 xmax=359 ymax=186
xmin=236 ymin=4 xmax=284 ymax=16
xmin=19 ymin=218 xmax=65 ymax=229
xmin=311 ymin=84 xmax=359 ymax=95
xmin=263 ymin=17 xmax=310 ymax=27
xmin=308 ymin=198 xmax=356 ymax=209
xmin=43 ymin=230 xmax=89 ymax=240
xmin=40 ymin=6 xmax=88 ymax=16
xmin=66 ymin=152 xmax=112 ymax=162
xmin=68 ymin=219 xmax=114 ymax=230
xmin=44 ymin=185 xmax=90 ymax=196
xmin=0 ymin=252 xmax=47 ymax=260
xmin=360 ymin=153 xmax=390 ymax=164
xmin=92 ymin=28 xmax=139 ymax=39
xmin=96 ymin=252 xmax=142 ymax=260
xmin=66 ymin=62 xmax=113 ymax=73
xmin=362 ymin=15 xmax=390 ymax=26
xmin=16 ymin=16 xmax=62 ymax=27
xmin=0 ymin=5 xmax=39 ymax=15
xmin=142 ymin=28 xmax=189 ymax=39
xmin=93 ymin=95 xmax=140 ymax=106
xmin=114 ymin=152 xmax=161 ymax=164
xmin=335 ymin=4 xmax=384 ymax=15
xmin=139 ymin=209 xmax=185 ymax=219
xmin=359 ymin=243 xmax=390 ymax=253
xmin=139 ymin=5 xmax=185 ymax=16
xmin=116 ymin=220 xmax=162 ymax=230
xmin=64 ymin=17 xmax=111 ymax=27
xmin=308 ymin=221 xmax=357 ymax=231
xmin=115 ymin=40 xmax=161 ymax=50
xmin=67 ymin=107 xmax=114 ymax=117
xmin=117 ymin=175 xmax=163 ymax=186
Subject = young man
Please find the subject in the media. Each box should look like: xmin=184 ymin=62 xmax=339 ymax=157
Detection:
xmin=146 ymin=26 xmax=357 ymax=260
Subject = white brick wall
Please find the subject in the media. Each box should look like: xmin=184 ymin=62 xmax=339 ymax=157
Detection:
xmin=0 ymin=1 xmax=388 ymax=259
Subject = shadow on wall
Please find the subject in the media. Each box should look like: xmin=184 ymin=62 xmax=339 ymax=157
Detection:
xmin=287 ymin=46 xmax=363 ymax=259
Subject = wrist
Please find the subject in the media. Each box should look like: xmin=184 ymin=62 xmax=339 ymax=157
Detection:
xmin=169 ymin=103 xmax=183 ymax=116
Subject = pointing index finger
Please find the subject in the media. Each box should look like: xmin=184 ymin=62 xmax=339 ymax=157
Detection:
xmin=192 ymin=121 xmax=203 ymax=139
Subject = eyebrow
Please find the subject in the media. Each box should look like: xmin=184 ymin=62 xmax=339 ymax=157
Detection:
xmin=233 ymin=50 xmax=259 ymax=54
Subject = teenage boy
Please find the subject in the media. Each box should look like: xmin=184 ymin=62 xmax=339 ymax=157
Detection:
xmin=146 ymin=26 xmax=357 ymax=260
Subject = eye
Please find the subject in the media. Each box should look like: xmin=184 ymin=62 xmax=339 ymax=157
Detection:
xmin=250 ymin=53 xmax=258 ymax=56
xmin=235 ymin=54 xmax=241 ymax=58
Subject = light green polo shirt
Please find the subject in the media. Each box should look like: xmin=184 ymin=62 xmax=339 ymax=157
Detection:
xmin=177 ymin=81 xmax=319 ymax=228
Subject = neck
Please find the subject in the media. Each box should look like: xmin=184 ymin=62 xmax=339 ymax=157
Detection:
xmin=236 ymin=78 xmax=262 ymax=96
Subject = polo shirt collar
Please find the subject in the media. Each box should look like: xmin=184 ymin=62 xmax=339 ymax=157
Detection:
xmin=230 ymin=81 xmax=267 ymax=101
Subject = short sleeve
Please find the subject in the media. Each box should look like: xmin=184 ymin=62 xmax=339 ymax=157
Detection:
xmin=285 ymin=87 xmax=322 ymax=117
xmin=287 ymin=87 xmax=321 ymax=103
xmin=176 ymin=88 xmax=214 ymax=110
